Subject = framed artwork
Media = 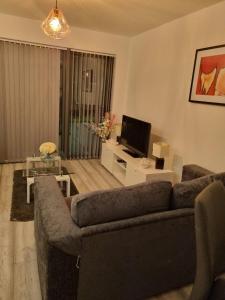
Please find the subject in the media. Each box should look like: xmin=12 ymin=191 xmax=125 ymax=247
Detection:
xmin=189 ymin=44 xmax=225 ymax=106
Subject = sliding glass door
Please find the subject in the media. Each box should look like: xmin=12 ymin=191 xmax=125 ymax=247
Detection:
xmin=60 ymin=51 xmax=114 ymax=159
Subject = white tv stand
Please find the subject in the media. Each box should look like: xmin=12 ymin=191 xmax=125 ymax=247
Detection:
xmin=101 ymin=141 xmax=175 ymax=186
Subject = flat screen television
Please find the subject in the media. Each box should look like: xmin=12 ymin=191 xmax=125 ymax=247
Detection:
xmin=120 ymin=115 xmax=151 ymax=158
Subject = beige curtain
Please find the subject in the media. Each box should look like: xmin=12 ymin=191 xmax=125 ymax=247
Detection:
xmin=0 ymin=41 xmax=60 ymax=162
xmin=0 ymin=42 xmax=7 ymax=161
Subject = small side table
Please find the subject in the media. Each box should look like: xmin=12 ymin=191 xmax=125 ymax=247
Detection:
xmin=27 ymin=174 xmax=70 ymax=204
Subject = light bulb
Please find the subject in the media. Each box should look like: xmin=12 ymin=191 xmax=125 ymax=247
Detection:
xmin=49 ymin=17 xmax=62 ymax=32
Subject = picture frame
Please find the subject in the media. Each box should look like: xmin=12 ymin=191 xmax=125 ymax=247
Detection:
xmin=189 ymin=44 xmax=225 ymax=106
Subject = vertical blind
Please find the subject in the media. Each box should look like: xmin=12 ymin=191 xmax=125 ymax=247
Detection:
xmin=60 ymin=50 xmax=114 ymax=159
xmin=0 ymin=42 xmax=7 ymax=161
xmin=0 ymin=41 xmax=60 ymax=162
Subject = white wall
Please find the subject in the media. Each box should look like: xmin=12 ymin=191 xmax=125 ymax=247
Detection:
xmin=0 ymin=13 xmax=130 ymax=120
xmin=126 ymin=1 xmax=225 ymax=172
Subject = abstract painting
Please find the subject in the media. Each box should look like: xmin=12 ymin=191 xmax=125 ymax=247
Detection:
xmin=189 ymin=44 xmax=225 ymax=106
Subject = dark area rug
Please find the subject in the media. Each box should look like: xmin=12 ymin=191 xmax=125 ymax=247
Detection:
xmin=10 ymin=167 xmax=79 ymax=222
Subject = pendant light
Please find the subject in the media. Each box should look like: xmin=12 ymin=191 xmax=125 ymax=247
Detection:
xmin=42 ymin=0 xmax=70 ymax=39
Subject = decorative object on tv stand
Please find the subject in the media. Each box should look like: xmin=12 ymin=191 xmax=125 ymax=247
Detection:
xmin=42 ymin=0 xmax=70 ymax=39
xmin=152 ymin=142 xmax=169 ymax=169
xmin=91 ymin=112 xmax=116 ymax=142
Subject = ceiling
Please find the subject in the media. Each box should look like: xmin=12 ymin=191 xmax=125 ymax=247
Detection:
xmin=0 ymin=0 xmax=223 ymax=36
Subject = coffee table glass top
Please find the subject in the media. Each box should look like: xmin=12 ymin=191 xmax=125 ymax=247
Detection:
xmin=25 ymin=155 xmax=62 ymax=177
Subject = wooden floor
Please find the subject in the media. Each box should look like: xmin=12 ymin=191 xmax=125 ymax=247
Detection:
xmin=0 ymin=160 xmax=191 ymax=300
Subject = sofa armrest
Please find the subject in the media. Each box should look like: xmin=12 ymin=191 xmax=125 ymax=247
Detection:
xmin=182 ymin=164 xmax=214 ymax=182
xmin=81 ymin=207 xmax=194 ymax=237
xmin=34 ymin=176 xmax=82 ymax=256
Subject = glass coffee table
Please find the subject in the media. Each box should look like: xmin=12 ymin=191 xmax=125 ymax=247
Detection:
xmin=25 ymin=155 xmax=70 ymax=204
xmin=26 ymin=174 xmax=70 ymax=204
xmin=26 ymin=155 xmax=62 ymax=177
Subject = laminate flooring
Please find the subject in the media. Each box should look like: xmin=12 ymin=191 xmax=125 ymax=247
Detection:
xmin=0 ymin=160 xmax=191 ymax=300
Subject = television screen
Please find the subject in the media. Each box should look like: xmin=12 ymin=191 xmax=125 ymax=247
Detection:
xmin=120 ymin=115 xmax=151 ymax=157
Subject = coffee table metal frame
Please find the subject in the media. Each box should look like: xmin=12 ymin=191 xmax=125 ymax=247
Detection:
xmin=26 ymin=174 xmax=70 ymax=204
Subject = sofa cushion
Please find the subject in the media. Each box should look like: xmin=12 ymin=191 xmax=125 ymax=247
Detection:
xmin=182 ymin=164 xmax=213 ymax=182
xmin=71 ymin=181 xmax=172 ymax=227
xmin=172 ymin=172 xmax=225 ymax=209
xmin=172 ymin=175 xmax=212 ymax=209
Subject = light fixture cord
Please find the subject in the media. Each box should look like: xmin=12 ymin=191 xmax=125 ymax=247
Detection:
xmin=56 ymin=0 xmax=58 ymax=9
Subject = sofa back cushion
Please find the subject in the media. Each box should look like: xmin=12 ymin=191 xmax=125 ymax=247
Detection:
xmin=181 ymin=164 xmax=213 ymax=182
xmin=71 ymin=181 xmax=172 ymax=227
xmin=172 ymin=172 xmax=225 ymax=209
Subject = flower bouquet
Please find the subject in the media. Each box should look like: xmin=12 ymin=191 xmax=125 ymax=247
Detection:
xmin=91 ymin=112 xmax=116 ymax=141
xmin=39 ymin=142 xmax=57 ymax=166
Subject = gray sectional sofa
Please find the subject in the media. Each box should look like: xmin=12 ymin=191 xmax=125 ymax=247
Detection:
xmin=34 ymin=164 xmax=224 ymax=300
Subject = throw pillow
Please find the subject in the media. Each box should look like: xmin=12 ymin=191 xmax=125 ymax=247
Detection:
xmin=172 ymin=175 xmax=212 ymax=209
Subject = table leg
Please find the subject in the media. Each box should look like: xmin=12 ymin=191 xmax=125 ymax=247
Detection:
xmin=27 ymin=182 xmax=30 ymax=204
xmin=66 ymin=178 xmax=70 ymax=197
xmin=26 ymin=160 xmax=29 ymax=177
xmin=59 ymin=159 xmax=62 ymax=175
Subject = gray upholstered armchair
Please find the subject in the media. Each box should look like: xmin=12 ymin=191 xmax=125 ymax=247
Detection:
xmin=190 ymin=181 xmax=225 ymax=300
